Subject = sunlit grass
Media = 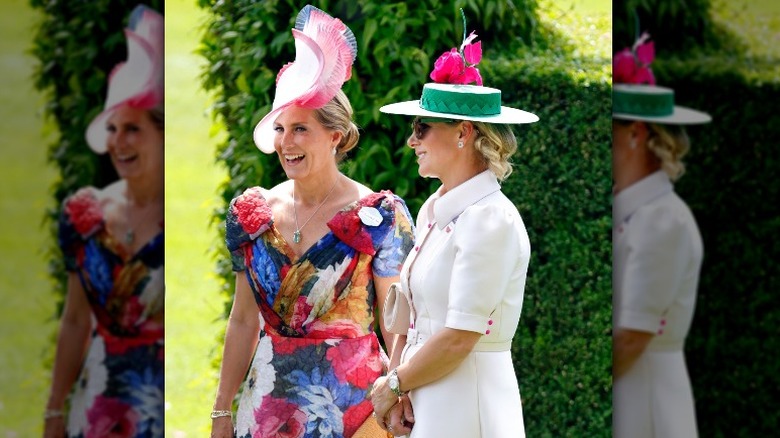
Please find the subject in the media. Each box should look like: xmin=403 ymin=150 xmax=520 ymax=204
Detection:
xmin=713 ymin=0 xmax=780 ymax=62
xmin=549 ymin=0 xmax=611 ymax=15
xmin=164 ymin=0 xmax=226 ymax=436
xmin=0 ymin=0 xmax=58 ymax=435
xmin=544 ymin=0 xmax=612 ymax=60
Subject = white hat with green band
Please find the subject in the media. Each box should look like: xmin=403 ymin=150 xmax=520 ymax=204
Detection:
xmin=613 ymin=84 xmax=711 ymax=125
xmin=380 ymin=83 xmax=538 ymax=124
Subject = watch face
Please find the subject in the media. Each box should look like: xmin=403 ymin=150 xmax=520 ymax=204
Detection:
xmin=389 ymin=374 xmax=399 ymax=390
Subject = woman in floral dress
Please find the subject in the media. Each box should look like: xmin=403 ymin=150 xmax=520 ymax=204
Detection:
xmin=43 ymin=6 xmax=164 ymax=437
xmin=210 ymin=6 xmax=414 ymax=438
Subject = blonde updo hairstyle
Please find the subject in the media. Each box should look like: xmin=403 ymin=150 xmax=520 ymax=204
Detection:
xmin=646 ymin=123 xmax=690 ymax=181
xmin=146 ymin=103 xmax=164 ymax=131
xmin=470 ymin=121 xmax=518 ymax=182
xmin=313 ymin=89 xmax=360 ymax=162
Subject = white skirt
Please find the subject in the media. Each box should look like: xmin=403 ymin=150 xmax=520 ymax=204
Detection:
xmin=614 ymin=350 xmax=698 ymax=438
xmin=402 ymin=345 xmax=525 ymax=438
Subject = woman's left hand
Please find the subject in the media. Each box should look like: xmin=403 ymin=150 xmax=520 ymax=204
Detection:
xmin=370 ymin=375 xmax=398 ymax=421
xmin=386 ymin=395 xmax=414 ymax=436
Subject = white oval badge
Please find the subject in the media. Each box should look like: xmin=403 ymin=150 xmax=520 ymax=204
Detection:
xmin=358 ymin=206 xmax=383 ymax=226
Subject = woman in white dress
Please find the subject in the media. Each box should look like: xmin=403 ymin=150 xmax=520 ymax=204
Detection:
xmin=612 ymin=80 xmax=711 ymax=438
xmin=369 ymin=16 xmax=539 ymax=437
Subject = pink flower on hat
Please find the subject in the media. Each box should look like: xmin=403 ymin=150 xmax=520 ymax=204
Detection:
xmin=430 ymin=29 xmax=483 ymax=86
xmin=613 ymin=32 xmax=656 ymax=85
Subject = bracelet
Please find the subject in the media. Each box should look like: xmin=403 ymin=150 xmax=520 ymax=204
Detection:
xmin=211 ymin=410 xmax=232 ymax=419
xmin=44 ymin=409 xmax=64 ymax=420
xmin=388 ymin=368 xmax=407 ymax=397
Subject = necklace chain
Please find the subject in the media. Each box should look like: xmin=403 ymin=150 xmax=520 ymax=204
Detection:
xmin=293 ymin=178 xmax=339 ymax=244
xmin=125 ymin=201 xmax=135 ymax=245
xmin=124 ymin=197 xmax=162 ymax=247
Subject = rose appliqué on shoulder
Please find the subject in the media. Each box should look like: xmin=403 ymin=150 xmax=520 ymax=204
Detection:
xmin=328 ymin=192 xmax=395 ymax=256
xmin=232 ymin=187 xmax=273 ymax=239
xmin=65 ymin=188 xmax=104 ymax=237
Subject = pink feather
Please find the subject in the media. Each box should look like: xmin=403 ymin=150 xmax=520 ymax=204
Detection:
xmin=289 ymin=5 xmax=357 ymax=108
xmin=276 ymin=62 xmax=294 ymax=84
xmin=635 ymin=41 xmax=655 ymax=66
xmin=463 ymin=41 xmax=482 ymax=65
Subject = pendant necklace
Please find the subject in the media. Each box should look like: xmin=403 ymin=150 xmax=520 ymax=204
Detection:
xmin=124 ymin=195 xmax=162 ymax=247
xmin=125 ymin=200 xmax=135 ymax=246
xmin=293 ymin=178 xmax=339 ymax=244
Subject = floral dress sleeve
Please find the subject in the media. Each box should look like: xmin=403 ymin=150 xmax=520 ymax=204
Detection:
xmin=225 ymin=187 xmax=273 ymax=272
xmin=58 ymin=187 xmax=104 ymax=271
xmin=372 ymin=194 xmax=415 ymax=277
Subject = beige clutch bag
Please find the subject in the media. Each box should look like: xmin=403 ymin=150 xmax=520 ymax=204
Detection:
xmin=383 ymin=282 xmax=411 ymax=335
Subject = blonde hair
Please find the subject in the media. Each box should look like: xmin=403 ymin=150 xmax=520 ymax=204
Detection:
xmin=147 ymin=103 xmax=164 ymax=130
xmin=647 ymin=123 xmax=690 ymax=181
xmin=313 ymin=89 xmax=359 ymax=162
xmin=471 ymin=122 xmax=518 ymax=181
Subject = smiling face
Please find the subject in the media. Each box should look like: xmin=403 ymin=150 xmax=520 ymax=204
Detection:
xmin=105 ymin=105 xmax=164 ymax=181
xmin=407 ymin=118 xmax=462 ymax=179
xmin=273 ymin=105 xmax=341 ymax=181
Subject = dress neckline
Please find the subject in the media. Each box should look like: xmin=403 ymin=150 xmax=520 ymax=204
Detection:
xmin=272 ymin=193 xmax=372 ymax=262
xmin=272 ymin=224 xmax=333 ymax=264
xmin=103 ymin=227 xmax=164 ymax=264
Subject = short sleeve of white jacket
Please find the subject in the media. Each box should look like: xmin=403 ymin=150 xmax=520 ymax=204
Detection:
xmin=445 ymin=203 xmax=524 ymax=333
xmin=617 ymin=203 xmax=690 ymax=333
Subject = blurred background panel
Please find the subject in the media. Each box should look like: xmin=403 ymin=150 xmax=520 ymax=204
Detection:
xmin=0 ymin=0 xmax=57 ymax=434
xmin=0 ymin=0 xmax=164 ymax=434
xmin=164 ymin=0 xmax=225 ymax=436
xmin=614 ymin=1 xmax=780 ymax=436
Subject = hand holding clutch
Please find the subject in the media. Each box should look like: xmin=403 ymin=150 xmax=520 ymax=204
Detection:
xmin=383 ymin=282 xmax=411 ymax=335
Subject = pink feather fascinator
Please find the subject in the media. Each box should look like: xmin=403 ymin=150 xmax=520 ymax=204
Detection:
xmin=85 ymin=5 xmax=163 ymax=153
xmin=253 ymin=5 xmax=358 ymax=153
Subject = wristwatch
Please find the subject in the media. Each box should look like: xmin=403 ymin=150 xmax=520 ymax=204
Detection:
xmin=388 ymin=368 xmax=405 ymax=397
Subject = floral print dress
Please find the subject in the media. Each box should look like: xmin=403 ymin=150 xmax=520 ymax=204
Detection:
xmin=58 ymin=187 xmax=164 ymax=438
xmin=226 ymin=188 xmax=414 ymax=438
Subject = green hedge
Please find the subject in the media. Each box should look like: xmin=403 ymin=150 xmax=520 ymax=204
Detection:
xmin=652 ymin=57 xmax=780 ymax=437
xmin=487 ymin=49 xmax=612 ymax=436
xmin=30 ymin=0 xmax=164 ymax=304
xmin=612 ymin=0 xmax=742 ymax=55
xmin=615 ymin=2 xmax=779 ymax=434
xmin=198 ymin=0 xmax=611 ymax=435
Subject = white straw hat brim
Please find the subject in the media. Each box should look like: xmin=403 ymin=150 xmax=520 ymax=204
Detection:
xmin=380 ymin=100 xmax=538 ymax=124
xmin=613 ymin=105 xmax=712 ymax=125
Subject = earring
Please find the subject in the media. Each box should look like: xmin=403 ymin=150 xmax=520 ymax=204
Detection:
xmin=332 ymin=148 xmax=337 ymax=156
xmin=457 ymin=140 xmax=464 ymax=149
xmin=629 ymin=138 xmax=637 ymax=149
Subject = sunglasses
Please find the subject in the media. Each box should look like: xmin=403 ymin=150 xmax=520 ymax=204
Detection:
xmin=411 ymin=117 xmax=459 ymax=140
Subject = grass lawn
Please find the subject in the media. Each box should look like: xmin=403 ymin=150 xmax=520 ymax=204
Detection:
xmin=164 ymin=0 xmax=226 ymax=436
xmin=713 ymin=0 xmax=780 ymax=63
xmin=549 ymin=0 xmax=611 ymax=14
xmin=0 ymin=0 xmax=58 ymax=435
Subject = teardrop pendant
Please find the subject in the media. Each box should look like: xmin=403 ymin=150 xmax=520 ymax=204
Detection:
xmin=293 ymin=230 xmax=301 ymax=244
